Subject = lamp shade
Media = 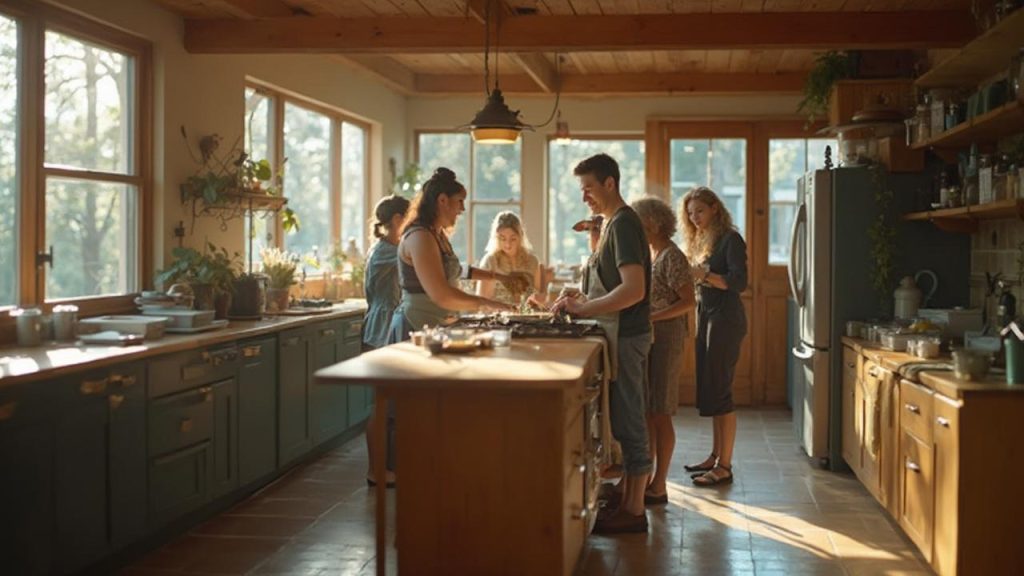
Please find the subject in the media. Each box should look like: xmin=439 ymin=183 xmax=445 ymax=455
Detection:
xmin=468 ymin=88 xmax=529 ymax=144
xmin=553 ymin=115 xmax=571 ymax=144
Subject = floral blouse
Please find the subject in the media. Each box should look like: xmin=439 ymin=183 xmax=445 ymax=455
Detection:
xmin=651 ymin=242 xmax=692 ymax=331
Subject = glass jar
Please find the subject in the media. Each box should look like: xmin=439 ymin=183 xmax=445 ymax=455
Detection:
xmin=915 ymin=105 xmax=931 ymax=143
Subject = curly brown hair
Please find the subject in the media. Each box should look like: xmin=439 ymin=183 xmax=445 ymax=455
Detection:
xmin=631 ymin=196 xmax=677 ymax=240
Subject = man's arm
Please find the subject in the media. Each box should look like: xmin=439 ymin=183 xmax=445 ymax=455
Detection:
xmin=565 ymin=263 xmax=645 ymax=317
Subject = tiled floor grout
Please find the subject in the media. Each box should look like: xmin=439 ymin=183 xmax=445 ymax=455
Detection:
xmin=126 ymin=409 xmax=931 ymax=576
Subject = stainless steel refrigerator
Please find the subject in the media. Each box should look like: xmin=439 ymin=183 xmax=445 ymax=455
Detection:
xmin=787 ymin=167 xmax=969 ymax=469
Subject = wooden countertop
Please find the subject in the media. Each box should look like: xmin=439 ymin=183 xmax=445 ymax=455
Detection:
xmin=315 ymin=337 xmax=603 ymax=391
xmin=841 ymin=336 xmax=1024 ymax=398
xmin=0 ymin=302 xmax=367 ymax=388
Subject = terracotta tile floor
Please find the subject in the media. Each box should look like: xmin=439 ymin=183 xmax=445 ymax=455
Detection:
xmin=126 ymin=409 xmax=931 ymax=575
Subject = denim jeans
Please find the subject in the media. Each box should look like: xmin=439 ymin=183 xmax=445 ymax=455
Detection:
xmin=610 ymin=331 xmax=653 ymax=476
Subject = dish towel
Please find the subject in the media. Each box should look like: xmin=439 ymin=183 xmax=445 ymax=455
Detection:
xmin=897 ymin=361 xmax=953 ymax=380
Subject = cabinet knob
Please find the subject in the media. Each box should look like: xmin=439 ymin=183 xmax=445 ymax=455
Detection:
xmin=322 ymin=328 xmax=335 ymax=337
xmin=905 ymin=403 xmax=920 ymax=414
xmin=0 ymin=401 xmax=17 ymax=421
xmin=80 ymin=378 xmax=108 ymax=395
xmin=198 ymin=386 xmax=213 ymax=402
xmin=906 ymin=459 xmax=921 ymax=473
xmin=242 ymin=345 xmax=262 ymax=358
xmin=108 ymin=394 xmax=125 ymax=410
xmin=868 ymin=367 xmax=879 ymax=377
xmin=572 ymin=451 xmax=587 ymax=473
xmin=180 ymin=418 xmax=193 ymax=433
xmin=570 ymin=505 xmax=588 ymax=520
xmin=936 ymin=416 xmax=950 ymax=428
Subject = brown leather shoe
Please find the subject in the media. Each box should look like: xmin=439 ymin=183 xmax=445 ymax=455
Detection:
xmin=591 ymin=509 xmax=648 ymax=534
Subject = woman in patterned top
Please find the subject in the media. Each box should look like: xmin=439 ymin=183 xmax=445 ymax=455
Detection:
xmin=632 ymin=196 xmax=696 ymax=504
xmin=476 ymin=211 xmax=541 ymax=307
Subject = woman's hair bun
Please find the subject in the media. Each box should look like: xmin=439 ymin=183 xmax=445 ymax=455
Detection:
xmin=432 ymin=167 xmax=456 ymax=182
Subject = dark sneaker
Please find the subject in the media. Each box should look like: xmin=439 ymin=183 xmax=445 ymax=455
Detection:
xmin=591 ymin=509 xmax=648 ymax=534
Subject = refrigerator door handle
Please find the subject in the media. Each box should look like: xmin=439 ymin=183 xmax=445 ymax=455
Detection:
xmin=792 ymin=343 xmax=814 ymax=360
xmin=788 ymin=201 xmax=807 ymax=306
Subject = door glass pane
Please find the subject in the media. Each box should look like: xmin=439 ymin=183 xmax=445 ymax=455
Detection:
xmin=547 ymin=139 xmax=644 ymax=267
xmin=473 ymin=140 xmax=520 ymax=202
xmin=418 ymin=133 xmax=471 ymax=263
xmin=670 ymin=138 xmax=746 ymax=241
xmin=341 ymin=122 xmax=366 ymax=253
xmin=768 ymin=138 xmax=836 ymax=265
xmin=44 ymin=30 xmax=132 ymax=174
xmin=283 ymin=102 xmax=331 ymax=260
xmin=0 ymin=14 xmax=18 ymax=306
xmin=244 ymin=87 xmax=274 ymax=272
xmin=45 ymin=178 xmax=137 ymax=299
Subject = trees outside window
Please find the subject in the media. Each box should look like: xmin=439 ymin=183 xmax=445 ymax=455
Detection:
xmin=767 ymin=138 xmax=836 ymax=265
xmin=0 ymin=14 xmax=18 ymax=307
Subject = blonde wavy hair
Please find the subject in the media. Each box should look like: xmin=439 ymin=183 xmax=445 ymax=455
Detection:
xmin=681 ymin=186 xmax=735 ymax=263
xmin=482 ymin=211 xmax=535 ymax=267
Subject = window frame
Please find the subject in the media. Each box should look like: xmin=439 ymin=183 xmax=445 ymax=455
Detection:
xmin=2 ymin=0 xmax=153 ymax=317
xmin=245 ymin=79 xmax=372 ymax=271
xmin=414 ymin=129 xmax=524 ymax=265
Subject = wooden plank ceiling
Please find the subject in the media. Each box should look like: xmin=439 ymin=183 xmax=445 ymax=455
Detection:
xmin=155 ymin=0 xmax=974 ymax=95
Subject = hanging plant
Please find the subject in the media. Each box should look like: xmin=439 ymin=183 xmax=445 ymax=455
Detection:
xmin=798 ymin=51 xmax=857 ymax=126
xmin=866 ymin=167 xmax=897 ymax=316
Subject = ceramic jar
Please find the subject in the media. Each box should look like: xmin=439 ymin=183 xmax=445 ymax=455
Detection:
xmin=894 ymin=276 xmax=923 ymax=320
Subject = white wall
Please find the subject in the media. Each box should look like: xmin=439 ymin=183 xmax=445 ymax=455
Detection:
xmin=49 ymin=0 xmax=409 ymax=278
xmin=407 ymin=94 xmax=802 ymax=260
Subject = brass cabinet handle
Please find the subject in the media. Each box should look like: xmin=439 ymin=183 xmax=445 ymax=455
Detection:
xmin=905 ymin=403 xmax=920 ymax=414
xmin=570 ymin=505 xmax=587 ymax=520
xmin=109 ymin=374 xmax=137 ymax=388
xmin=867 ymin=366 xmax=879 ymax=377
xmin=242 ymin=345 xmax=262 ymax=358
xmin=108 ymin=394 xmax=125 ymax=410
xmin=936 ymin=416 xmax=950 ymax=428
xmin=321 ymin=328 xmax=336 ymax=337
xmin=906 ymin=460 xmax=921 ymax=473
xmin=0 ymin=401 xmax=17 ymax=421
xmin=198 ymin=386 xmax=213 ymax=402
xmin=180 ymin=418 xmax=193 ymax=433
xmin=349 ymin=322 xmax=363 ymax=333
xmin=80 ymin=378 xmax=108 ymax=395
xmin=283 ymin=336 xmax=300 ymax=347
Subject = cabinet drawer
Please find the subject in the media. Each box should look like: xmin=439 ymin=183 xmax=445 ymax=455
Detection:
xmin=149 ymin=441 xmax=211 ymax=525
xmin=932 ymin=394 xmax=961 ymax=576
xmin=343 ymin=319 xmax=364 ymax=341
xmin=900 ymin=379 xmax=933 ymax=444
xmin=900 ymin=429 xmax=934 ymax=560
xmin=842 ymin=346 xmax=859 ymax=381
xmin=311 ymin=321 xmax=340 ymax=344
xmin=149 ymin=386 xmax=215 ymax=456
xmin=149 ymin=344 xmax=240 ymax=398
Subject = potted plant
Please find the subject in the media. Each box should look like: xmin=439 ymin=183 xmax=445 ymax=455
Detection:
xmin=260 ymin=246 xmax=298 ymax=312
xmin=229 ymin=272 xmax=266 ymax=319
xmin=156 ymin=243 xmax=241 ymax=317
xmin=798 ymin=51 xmax=857 ymax=126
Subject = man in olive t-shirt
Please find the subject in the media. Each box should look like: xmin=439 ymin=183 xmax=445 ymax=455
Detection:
xmin=553 ymin=153 xmax=653 ymax=534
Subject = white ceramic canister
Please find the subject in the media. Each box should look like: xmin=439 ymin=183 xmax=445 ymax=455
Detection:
xmin=52 ymin=304 xmax=79 ymax=342
xmin=894 ymin=276 xmax=923 ymax=320
xmin=10 ymin=307 xmax=43 ymax=347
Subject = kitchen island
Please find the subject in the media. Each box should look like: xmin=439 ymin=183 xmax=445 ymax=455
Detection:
xmin=315 ymin=337 xmax=606 ymax=576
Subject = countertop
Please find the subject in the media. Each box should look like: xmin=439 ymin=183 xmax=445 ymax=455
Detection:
xmin=841 ymin=336 xmax=1024 ymax=398
xmin=0 ymin=301 xmax=367 ymax=387
xmin=315 ymin=337 xmax=604 ymax=391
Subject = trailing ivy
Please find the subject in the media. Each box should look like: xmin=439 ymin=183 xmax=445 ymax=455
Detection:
xmin=866 ymin=166 xmax=897 ymax=317
xmin=797 ymin=51 xmax=856 ymax=126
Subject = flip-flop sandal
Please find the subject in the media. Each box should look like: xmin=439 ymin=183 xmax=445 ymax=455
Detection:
xmin=692 ymin=466 xmax=733 ymax=487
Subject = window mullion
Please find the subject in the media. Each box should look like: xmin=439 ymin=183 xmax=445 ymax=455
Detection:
xmin=272 ymin=94 xmax=285 ymax=248
xmin=331 ymin=118 xmax=342 ymax=252
xmin=20 ymin=11 xmax=43 ymax=305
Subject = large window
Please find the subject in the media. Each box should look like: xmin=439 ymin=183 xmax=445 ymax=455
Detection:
xmin=768 ymin=138 xmax=836 ymax=265
xmin=243 ymin=83 xmax=369 ymax=271
xmin=417 ymin=133 xmax=521 ymax=264
xmin=670 ymin=138 xmax=747 ymax=242
xmin=547 ymin=138 xmax=645 ymax=267
xmin=1 ymin=3 xmax=150 ymax=309
xmin=0 ymin=14 xmax=17 ymax=307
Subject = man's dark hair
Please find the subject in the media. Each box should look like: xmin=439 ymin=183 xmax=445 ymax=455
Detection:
xmin=573 ymin=153 xmax=620 ymax=191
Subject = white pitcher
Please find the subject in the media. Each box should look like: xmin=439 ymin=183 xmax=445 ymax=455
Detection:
xmin=894 ymin=276 xmax=923 ymax=320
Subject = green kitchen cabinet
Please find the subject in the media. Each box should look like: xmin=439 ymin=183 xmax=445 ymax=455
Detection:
xmin=311 ymin=320 xmax=348 ymax=444
xmin=148 ymin=385 xmax=215 ymax=525
xmin=341 ymin=318 xmax=371 ymax=425
xmin=278 ymin=327 xmax=312 ymax=466
xmin=238 ymin=337 xmax=277 ymax=485
xmin=54 ymin=363 xmax=146 ymax=575
xmin=211 ymin=377 xmax=239 ymax=498
xmin=0 ymin=383 xmax=55 ymax=575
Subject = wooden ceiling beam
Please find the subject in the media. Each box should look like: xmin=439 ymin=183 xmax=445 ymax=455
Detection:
xmin=184 ymin=11 xmax=973 ymax=53
xmin=465 ymin=0 xmax=559 ymax=93
xmin=414 ymin=72 xmax=806 ymax=95
xmin=213 ymin=0 xmax=295 ymax=18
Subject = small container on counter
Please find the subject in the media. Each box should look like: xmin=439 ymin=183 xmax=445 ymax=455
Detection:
xmin=952 ymin=348 xmax=992 ymax=380
xmin=845 ymin=320 xmax=866 ymax=338
xmin=10 ymin=307 xmax=43 ymax=347
xmin=52 ymin=304 xmax=79 ymax=342
xmin=491 ymin=328 xmax=512 ymax=347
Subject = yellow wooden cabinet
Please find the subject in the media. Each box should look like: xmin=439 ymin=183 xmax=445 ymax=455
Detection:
xmin=841 ymin=345 xmax=861 ymax=470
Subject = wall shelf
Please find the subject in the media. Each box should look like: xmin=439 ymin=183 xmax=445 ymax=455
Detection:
xmin=916 ymin=9 xmax=1024 ymax=89
xmin=902 ymin=198 xmax=1024 ymax=233
xmin=911 ymin=100 xmax=1024 ymax=150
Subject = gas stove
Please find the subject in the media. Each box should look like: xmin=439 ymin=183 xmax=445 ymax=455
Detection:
xmin=452 ymin=314 xmax=604 ymax=339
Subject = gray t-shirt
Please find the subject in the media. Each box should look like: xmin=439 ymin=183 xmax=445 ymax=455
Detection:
xmin=586 ymin=206 xmax=651 ymax=337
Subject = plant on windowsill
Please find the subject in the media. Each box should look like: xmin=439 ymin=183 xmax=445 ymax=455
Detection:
xmin=261 ymin=246 xmax=298 ymax=312
xmin=388 ymin=157 xmax=421 ymax=196
xmin=798 ymin=51 xmax=857 ymax=127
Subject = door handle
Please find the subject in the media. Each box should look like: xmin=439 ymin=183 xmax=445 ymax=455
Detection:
xmin=788 ymin=202 xmax=807 ymax=306
xmin=792 ymin=345 xmax=814 ymax=360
